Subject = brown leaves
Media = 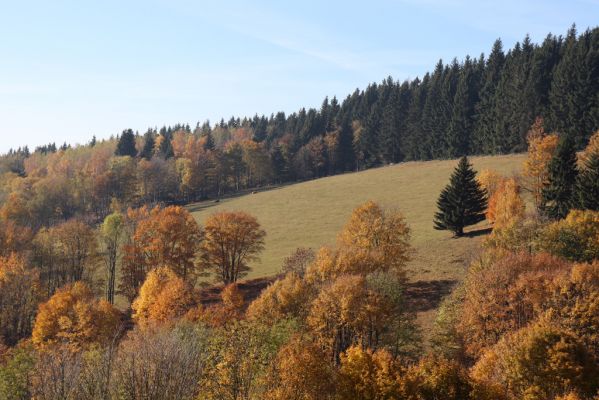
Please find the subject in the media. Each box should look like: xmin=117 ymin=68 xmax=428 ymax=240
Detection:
xmin=120 ymin=206 xmax=203 ymax=301
xmin=201 ymin=211 xmax=266 ymax=285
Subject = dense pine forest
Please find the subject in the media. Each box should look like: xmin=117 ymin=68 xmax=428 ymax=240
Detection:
xmin=1 ymin=23 xmax=599 ymax=400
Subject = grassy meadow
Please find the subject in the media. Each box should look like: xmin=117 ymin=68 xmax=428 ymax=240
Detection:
xmin=189 ymin=154 xmax=527 ymax=338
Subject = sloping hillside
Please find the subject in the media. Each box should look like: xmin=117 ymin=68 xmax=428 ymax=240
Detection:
xmin=190 ymin=154 xmax=525 ymax=281
xmin=190 ymin=154 xmax=526 ymax=338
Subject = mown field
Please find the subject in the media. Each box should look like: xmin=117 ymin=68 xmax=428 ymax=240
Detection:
xmin=189 ymin=154 xmax=527 ymax=338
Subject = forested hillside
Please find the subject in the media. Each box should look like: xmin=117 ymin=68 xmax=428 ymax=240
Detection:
xmin=2 ymin=25 xmax=599 ymax=217
xmin=1 ymin=23 xmax=599 ymax=400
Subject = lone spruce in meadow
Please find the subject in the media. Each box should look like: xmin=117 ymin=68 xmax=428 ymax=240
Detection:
xmin=434 ymin=156 xmax=487 ymax=237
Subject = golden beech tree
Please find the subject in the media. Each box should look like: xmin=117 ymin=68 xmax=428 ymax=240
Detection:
xmin=131 ymin=266 xmax=197 ymax=328
xmin=120 ymin=206 xmax=203 ymax=301
xmin=201 ymin=211 xmax=266 ymax=284
xmin=337 ymin=345 xmax=403 ymax=400
xmin=265 ymin=336 xmax=337 ymax=400
xmin=50 ymin=219 xmax=99 ymax=284
xmin=540 ymin=209 xmax=599 ymax=262
xmin=0 ymin=220 xmax=32 ymax=257
xmin=471 ymin=322 xmax=599 ymax=400
xmin=32 ymin=282 xmax=121 ymax=348
xmin=246 ymin=272 xmax=314 ymax=323
xmin=545 ymin=261 xmax=599 ymax=360
xmin=486 ymin=178 xmax=526 ymax=228
xmin=523 ymin=121 xmax=559 ymax=211
xmin=458 ymin=251 xmax=569 ymax=359
xmin=477 ymin=169 xmax=504 ymax=199
xmin=403 ymin=356 xmax=483 ymax=400
xmin=32 ymin=219 xmax=99 ymax=297
xmin=337 ymin=200 xmax=411 ymax=278
xmin=0 ymin=254 xmax=42 ymax=346
xmin=307 ymin=274 xmax=392 ymax=362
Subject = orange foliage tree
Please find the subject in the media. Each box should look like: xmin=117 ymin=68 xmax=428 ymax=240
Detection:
xmin=131 ymin=267 xmax=196 ymax=328
xmin=121 ymin=206 xmax=203 ymax=301
xmin=198 ymin=283 xmax=246 ymax=327
xmin=477 ymin=169 xmax=504 ymax=199
xmin=0 ymin=254 xmax=42 ymax=345
xmin=337 ymin=345 xmax=403 ymax=399
xmin=265 ymin=336 xmax=337 ymax=400
xmin=523 ymin=118 xmax=559 ymax=211
xmin=307 ymin=274 xmax=393 ymax=362
xmin=472 ymin=322 xmax=599 ymax=400
xmin=32 ymin=218 xmax=99 ymax=296
xmin=32 ymin=282 xmax=121 ymax=349
xmin=579 ymin=129 xmax=599 ymax=166
xmin=201 ymin=211 xmax=266 ymax=284
xmin=458 ymin=251 xmax=569 ymax=359
xmin=486 ymin=177 xmax=526 ymax=228
xmin=246 ymin=272 xmax=314 ymax=323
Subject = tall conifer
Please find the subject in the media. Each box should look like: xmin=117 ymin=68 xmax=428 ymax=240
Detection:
xmin=434 ymin=156 xmax=488 ymax=236
xmin=541 ymin=135 xmax=579 ymax=219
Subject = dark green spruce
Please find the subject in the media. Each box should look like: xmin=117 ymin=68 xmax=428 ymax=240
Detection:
xmin=139 ymin=131 xmax=156 ymax=160
xmin=541 ymin=135 xmax=579 ymax=219
xmin=576 ymin=152 xmax=599 ymax=211
xmin=114 ymin=129 xmax=137 ymax=157
xmin=434 ymin=156 xmax=488 ymax=237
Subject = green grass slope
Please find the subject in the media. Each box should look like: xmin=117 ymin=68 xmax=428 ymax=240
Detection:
xmin=189 ymin=154 xmax=526 ymax=341
xmin=190 ymin=154 xmax=525 ymax=283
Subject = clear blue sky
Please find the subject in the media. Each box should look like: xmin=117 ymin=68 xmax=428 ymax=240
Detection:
xmin=1 ymin=0 xmax=598 ymax=152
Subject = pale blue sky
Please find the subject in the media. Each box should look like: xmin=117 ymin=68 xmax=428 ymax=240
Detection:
xmin=1 ymin=0 xmax=598 ymax=152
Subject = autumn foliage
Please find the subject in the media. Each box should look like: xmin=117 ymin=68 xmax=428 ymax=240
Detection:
xmin=131 ymin=267 xmax=197 ymax=328
xmin=32 ymin=282 xmax=121 ymax=348
xmin=201 ymin=211 xmax=266 ymax=284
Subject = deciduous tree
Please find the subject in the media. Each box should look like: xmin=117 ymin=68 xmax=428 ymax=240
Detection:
xmin=32 ymin=282 xmax=121 ymax=349
xmin=201 ymin=211 xmax=266 ymax=284
xmin=0 ymin=255 xmax=42 ymax=345
xmin=131 ymin=267 xmax=196 ymax=328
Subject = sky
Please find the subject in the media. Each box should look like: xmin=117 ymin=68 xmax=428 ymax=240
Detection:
xmin=1 ymin=0 xmax=598 ymax=153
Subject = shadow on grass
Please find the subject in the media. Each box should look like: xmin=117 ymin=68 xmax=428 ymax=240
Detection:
xmin=462 ymin=226 xmax=492 ymax=238
xmin=405 ymin=279 xmax=458 ymax=312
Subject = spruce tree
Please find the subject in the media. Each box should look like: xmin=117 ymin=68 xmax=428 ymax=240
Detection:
xmin=541 ymin=135 xmax=579 ymax=219
xmin=447 ymin=57 xmax=479 ymax=157
xmin=158 ymin=134 xmax=175 ymax=159
xmin=203 ymin=131 xmax=215 ymax=151
xmin=434 ymin=156 xmax=488 ymax=237
xmin=576 ymin=152 xmax=599 ymax=211
xmin=140 ymin=131 xmax=155 ymax=160
xmin=472 ymin=39 xmax=505 ymax=154
xmin=379 ymin=86 xmax=402 ymax=163
xmin=115 ymin=129 xmax=137 ymax=157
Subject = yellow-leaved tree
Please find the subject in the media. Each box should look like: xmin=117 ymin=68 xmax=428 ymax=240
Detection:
xmin=486 ymin=177 xmax=526 ymax=229
xmin=540 ymin=209 xmax=599 ymax=262
xmin=523 ymin=118 xmax=559 ymax=211
xmin=337 ymin=200 xmax=411 ymax=278
xmin=32 ymin=282 xmax=121 ymax=348
xmin=131 ymin=266 xmax=196 ymax=328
